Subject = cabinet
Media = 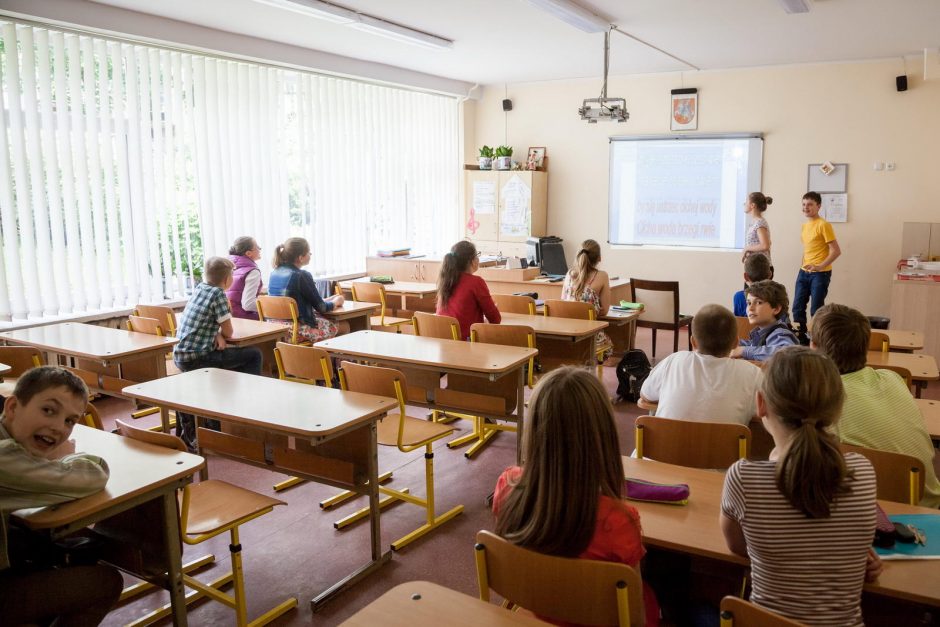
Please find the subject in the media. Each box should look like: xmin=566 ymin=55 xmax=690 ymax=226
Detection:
xmin=365 ymin=256 xmax=442 ymax=283
xmin=463 ymin=170 xmax=547 ymax=258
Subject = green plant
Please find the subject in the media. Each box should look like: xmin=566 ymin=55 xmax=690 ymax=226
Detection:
xmin=495 ymin=145 xmax=513 ymax=157
xmin=478 ymin=145 xmax=495 ymax=158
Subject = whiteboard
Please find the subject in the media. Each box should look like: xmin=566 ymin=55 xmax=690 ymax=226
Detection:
xmin=807 ymin=163 xmax=847 ymax=193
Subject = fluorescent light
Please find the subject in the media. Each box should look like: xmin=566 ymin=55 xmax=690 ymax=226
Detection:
xmin=525 ymin=0 xmax=610 ymax=33
xmin=351 ymin=15 xmax=453 ymax=50
xmin=253 ymin=0 xmax=357 ymax=23
xmin=776 ymin=0 xmax=810 ymax=14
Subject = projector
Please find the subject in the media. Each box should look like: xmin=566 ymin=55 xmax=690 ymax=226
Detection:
xmin=579 ymin=97 xmax=629 ymax=123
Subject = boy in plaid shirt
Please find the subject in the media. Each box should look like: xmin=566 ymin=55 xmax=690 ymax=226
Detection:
xmin=173 ymin=256 xmax=262 ymax=449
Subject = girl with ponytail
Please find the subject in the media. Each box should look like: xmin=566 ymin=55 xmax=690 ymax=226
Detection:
xmin=435 ymin=240 xmax=500 ymax=340
xmin=561 ymin=239 xmax=612 ymax=357
xmin=226 ymin=236 xmax=263 ymax=319
xmin=721 ymin=346 xmax=880 ymax=626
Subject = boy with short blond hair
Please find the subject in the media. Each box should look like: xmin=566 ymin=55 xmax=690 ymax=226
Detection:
xmin=0 ymin=366 xmax=122 ymax=625
xmin=641 ymin=304 xmax=762 ymax=425
xmin=812 ymin=304 xmax=940 ymax=508
xmin=731 ymin=280 xmax=798 ymax=362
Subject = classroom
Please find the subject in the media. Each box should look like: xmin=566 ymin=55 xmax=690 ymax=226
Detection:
xmin=0 ymin=1 xmax=939 ymax=626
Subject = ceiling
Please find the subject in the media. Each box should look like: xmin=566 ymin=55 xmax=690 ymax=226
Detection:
xmin=82 ymin=0 xmax=940 ymax=85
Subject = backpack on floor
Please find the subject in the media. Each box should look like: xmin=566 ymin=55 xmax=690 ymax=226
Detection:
xmin=615 ymin=349 xmax=652 ymax=402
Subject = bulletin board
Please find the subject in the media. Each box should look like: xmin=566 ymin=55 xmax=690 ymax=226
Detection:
xmin=807 ymin=163 xmax=848 ymax=193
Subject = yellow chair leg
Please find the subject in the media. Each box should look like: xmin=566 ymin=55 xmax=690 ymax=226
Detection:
xmin=390 ymin=445 xmax=463 ymax=551
xmin=447 ymin=417 xmax=483 ymax=449
xmin=319 ymin=471 xmax=393 ymax=509
xmin=333 ymin=488 xmax=410 ymax=529
xmin=273 ymin=476 xmax=305 ymax=492
xmin=132 ymin=406 xmax=160 ymax=419
xmin=464 ymin=426 xmax=501 ymax=459
xmin=125 ymin=571 xmax=235 ymax=627
xmin=119 ymin=553 xmax=216 ymax=602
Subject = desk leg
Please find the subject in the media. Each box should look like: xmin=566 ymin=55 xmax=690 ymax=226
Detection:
xmin=162 ymin=491 xmax=188 ymax=627
xmin=516 ymin=368 xmax=525 ymax=465
xmin=160 ymin=407 xmax=171 ymax=434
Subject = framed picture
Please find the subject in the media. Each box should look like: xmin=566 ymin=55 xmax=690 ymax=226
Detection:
xmin=670 ymin=88 xmax=698 ymax=131
xmin=526 ymin=147 xmax=546 ymax=170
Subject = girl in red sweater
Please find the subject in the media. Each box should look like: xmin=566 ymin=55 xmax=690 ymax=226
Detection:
xmin=435 ymin=240 xmax=500 ymax=339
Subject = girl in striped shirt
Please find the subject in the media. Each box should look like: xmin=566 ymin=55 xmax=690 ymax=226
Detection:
xmin=721 ymin=347 xmax=881 ymax=626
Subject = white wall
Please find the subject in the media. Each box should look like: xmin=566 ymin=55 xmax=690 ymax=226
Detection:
xmin=472 ymin=60 xmax=940 ymax=317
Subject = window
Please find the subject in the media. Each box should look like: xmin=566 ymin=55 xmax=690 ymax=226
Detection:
xmin=0 ymin=21 xmax=459 ymax=323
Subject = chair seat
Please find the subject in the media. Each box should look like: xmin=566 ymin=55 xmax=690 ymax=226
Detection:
xmin=184 ymin=480 xmax=285 ymax=535
xmin=370 ymin=315 xmax=411 ymax=327
xmin=377 ymin=413 xmax=456 ymax=447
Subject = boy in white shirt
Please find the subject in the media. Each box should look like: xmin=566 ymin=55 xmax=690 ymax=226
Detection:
xmin=641 ymin=304 xmax=762 ymax=425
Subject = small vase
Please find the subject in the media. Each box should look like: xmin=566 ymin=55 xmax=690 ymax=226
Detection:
xmin=495 ymin=156 xmax=511 ymax=170
xmin=478 ymin=157 xmax=493 ymax=170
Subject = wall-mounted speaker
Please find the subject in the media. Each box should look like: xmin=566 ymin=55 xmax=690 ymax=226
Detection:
xmin=896 ymin=75 xmax=908 ymax=92
xmin=502 ymin=98 xmax=513 ymax=111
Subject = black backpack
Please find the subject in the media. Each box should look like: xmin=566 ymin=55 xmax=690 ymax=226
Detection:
xmin=615 ymin=349 xmax=652 ymax=402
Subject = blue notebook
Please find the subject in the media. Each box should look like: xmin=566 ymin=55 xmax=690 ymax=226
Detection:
xmin=874 ymin=514 xmax=940 ymax=560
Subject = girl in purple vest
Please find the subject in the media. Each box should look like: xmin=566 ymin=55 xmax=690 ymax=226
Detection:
xmin=226 ymin=236 xmax=263 ymax=319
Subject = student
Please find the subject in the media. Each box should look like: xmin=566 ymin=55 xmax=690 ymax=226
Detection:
xmin=268 ymin=237 xmax=349 ymax=341
xmin=811 ymin=304 xmax=940 ymax=507
xmin=721 ymin=347 xmax=880 ymax=626
xmin=561 ymin=238 xmax=612 ymax=357
xmin=641 ymin=304 xmax=762 ymax=426
xmin=436 ymin=240 xmax=500 ymax=340
xmin=0 ymin=366 xmax=122 ymax=626
xmin=741 ymin=192 xmax=773 ymax=265
xmin=793 ymin=191 xmax=841 ymax=340
xmin=175 ymin=256 xmax=263 ymax=448
xmin=731 ymin=280 xmax=798 ymax=362
xmin=493 ymin=367 xmax=659 ymax=626
xmin=226 ymin=235 xmax=263 ymax=320
xmin=732 ymin=253 xmax=772 ymax=317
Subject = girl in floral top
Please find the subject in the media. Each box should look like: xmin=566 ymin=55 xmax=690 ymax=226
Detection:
xmin=561 ymin=239 xmax=612 ymax=358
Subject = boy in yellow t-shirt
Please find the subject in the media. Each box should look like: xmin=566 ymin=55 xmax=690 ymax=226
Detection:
xmin=793 ymin=191 xmax=841 ymax=342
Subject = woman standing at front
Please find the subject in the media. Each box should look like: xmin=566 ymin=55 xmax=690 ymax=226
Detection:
xmin=742 ymin=192 xmax=773 ymax=268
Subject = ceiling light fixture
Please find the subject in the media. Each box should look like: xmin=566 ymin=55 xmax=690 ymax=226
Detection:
xmin=524 ymin=0 xmax=611 ymax=33
xmin=579 ymin=29 xmax=628 ymax=123
xmin=254 ymin=0 xmax=453 ymax=49
xmin=776 ymin=0 xmax=810 ymax=14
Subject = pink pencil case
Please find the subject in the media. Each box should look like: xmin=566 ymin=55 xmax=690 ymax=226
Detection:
xmin=624 ymin=478 xmax=690 ymax=505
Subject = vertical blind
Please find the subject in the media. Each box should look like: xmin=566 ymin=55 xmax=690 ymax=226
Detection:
xmin=0 ymin=21 xmax=459 ymax=323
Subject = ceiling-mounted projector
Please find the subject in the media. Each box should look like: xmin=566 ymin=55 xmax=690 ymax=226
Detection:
xmin=579 ymin=97 xmax=628 ymax=123
xmin=579 ymin=29 xmax=628 ymax=124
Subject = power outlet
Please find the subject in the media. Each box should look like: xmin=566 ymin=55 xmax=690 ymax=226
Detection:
xmin=873 ymin=161 xmax=884 ymax=171
xmin=885 ymin=162 xmax=896 ymax=171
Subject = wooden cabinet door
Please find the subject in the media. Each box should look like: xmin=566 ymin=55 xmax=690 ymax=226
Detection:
xmin=465 ymin=171 xmax=499 ymax=241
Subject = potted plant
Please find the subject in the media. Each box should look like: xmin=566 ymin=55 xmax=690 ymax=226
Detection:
xmin=494 ymin=145 xmax=513 ymax=170
xmin=478 ymin=145 xmax=495 ymax=170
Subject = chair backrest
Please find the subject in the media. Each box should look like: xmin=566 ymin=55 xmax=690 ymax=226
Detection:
xmin=338 ymin=360 xmax=407 ymax=408
xmin=0 ymin=346 xmax=44 ymax=376
xmin=635 ymin=416 xmax=750 ymax=470
xmin=274 ymin=342 xmax=334 ymax=386
xmin=412 ymin=311 xmax=460 ymax=340
xmin=543 ymin=299 xmax=595 ymax=321
xmin=474 ymin=530 xmax=644 ymax=627
xmin=126 ymin=315 xmax=165 ymax=337
xmin=719 ymin=596 xmax=803 ymax=627
xmin=630 ymin=279 xmax=680 ymax=325
xmin=115 ymin=418 xmax=188 ymax=452
xmin=841 ymin=443 xmax=925 ymax=505
xmin=256 ymin=295 xmax=301 ymax=343
xmin=869 ymin=331 xmax=890 ymax=353
xmin=471 ymin=323 xmax=536 ymax=388
xmin=135 ymin=304 xmax=177 ymax=335
xmin=492 ymin=293 xmax=537 ymax=315
xmin=83 ymin=403 xmax=104 ymax=430
xmin=350 ymin=282 xmax=393 ymax=324
xmin=871 ymin=364 xmax=913 ymax=392
xmin=735 ymin=316 xmax=755 ymax=341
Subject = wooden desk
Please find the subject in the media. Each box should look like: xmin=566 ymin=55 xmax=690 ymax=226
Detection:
xmin=340 ymin=580 xmax=548 ymax=626
xmin=123 ymin=368 xmax=398 ymax=611
xmin=13 ymin=425 xmax=205 ymax=626
xmin=917 ymin=398 xmax=940 ymax=445
xmin=226 ymin=317 xmax=290 ymax=375
xmin=866 ymin=351 xmax=939 ymax=397
xmin=485 ymin=275 xmax=632 ymax=305
xmin=316 ymin=331 xmax=536 ymax=462
xmin=500 ymin=312 xmax=608 ymax=370
xmin=620 ymin=456 xmax=940 ymax=607
xmin=0 ymin=362 xmax=10 ymax=376
xmin=883 ymin=329 xmax=925 ymax=352
xmin=0 ymin=323 xmax=177 ymax=397
xmin=322 ymin=301 xmax=381 ymax=332
xmin=339 ymin=279 xmax=437 ymax=310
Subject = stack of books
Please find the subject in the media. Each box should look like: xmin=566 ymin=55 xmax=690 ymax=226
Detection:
xmin=376 ymin=247 xmax=411 ymax=258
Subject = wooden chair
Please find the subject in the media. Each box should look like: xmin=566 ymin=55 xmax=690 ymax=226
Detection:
xmin=350 ymin=282 xmax=410 ymax=331
xmin=492 ymin=293 xmax=537 ymax=315
xmin=125 ymin=315 xmax=180 ymax=426
xmin=474 ymin=530 xmax=645 ymax=627
xmin=543 ymin=299 xmax=610 ymax=378
xmin=444 ymin=323 xmax=536 ymax=458
xmin=0 ymin=346 xmax=43 ymax=397
xmin=135 ymin=304 xmax=177 ymax=335
xmin=256 ymin=295 xmax=309 ymax=345
xmin=336 ymin=361 xmax=464 ymax=551
xmin=82 ymin=402 xmax=104 ymax=430
xmin=871 ymin=364 xmax=914 ymax=393
xmin=114 ymin=420 xmax=297 ymax=626
xmin=629 ymin=279 xmax=693 ymax=357
xmin=411 ymin=311 xmax=461 ymax=341
xmin=869 ymin=331 xmax=890 ymax=353
xmin=841 ymin=443 xmax=925 ymax=506
xmin=635 ymin=416 xmax=750 ymax=470
xmin=735 ymin=316 xmax=755 ymax=342
xmin=719 ymin=596 xmax=803 ymax=626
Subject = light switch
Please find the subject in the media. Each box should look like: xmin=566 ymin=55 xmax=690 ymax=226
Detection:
xmin=873 ymin=161 xmax=884 ymax=171
xmin=886 ymin=162 xmax=896 ymax=171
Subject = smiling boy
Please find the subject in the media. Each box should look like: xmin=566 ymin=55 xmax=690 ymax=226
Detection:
xmin=793 ymin=191 xmax=841 ymax=340
xmin=731 ymin=280 xmax=799 ymax=362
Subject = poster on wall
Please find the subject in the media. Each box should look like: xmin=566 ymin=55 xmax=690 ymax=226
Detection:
xmin=670 ymin=88 xmax=698 ymax=131
xmin=820 ymin=193 xmax=848 ymax=222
